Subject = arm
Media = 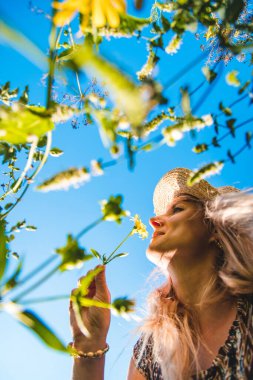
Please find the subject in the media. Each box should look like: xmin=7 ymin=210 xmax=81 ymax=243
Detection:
xmin=127 ymin=357 xmax=147 ymax=380
xmin=70 ymin=266 xmax=111 ymax=380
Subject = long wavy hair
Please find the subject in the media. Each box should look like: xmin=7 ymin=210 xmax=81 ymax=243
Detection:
xmin=134 ymin=191 xmax=253 ymax=380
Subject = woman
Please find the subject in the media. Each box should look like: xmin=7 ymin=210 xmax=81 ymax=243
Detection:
xmin=69 ymin=168 xmax=253 ymax=379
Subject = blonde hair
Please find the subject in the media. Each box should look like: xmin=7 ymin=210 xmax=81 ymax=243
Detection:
xmin=135 ymin=191 xmax=253 ymax=380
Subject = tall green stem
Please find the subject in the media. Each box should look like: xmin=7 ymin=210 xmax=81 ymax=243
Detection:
xmin=18 ymin=255 xmax=57 ymax=288
xmin=75 ymin=217 xmax=104 ymax=240
xmin=105 ymin=229 xmax=133 ymax=263
xmin=12 ymin=263 xmax=60 ymax=303
xmin=20 ymin=294 xmax=69 ymax=305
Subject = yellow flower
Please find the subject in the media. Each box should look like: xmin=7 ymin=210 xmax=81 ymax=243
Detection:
xmin=53 ymin=0 xmax=126 ymax=30
xmin=131 ymin=214 xmax=148 ymax=239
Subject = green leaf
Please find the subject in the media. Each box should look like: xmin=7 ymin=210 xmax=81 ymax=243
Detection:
xmin=201 ymin=66 xmax=217 ymax=83
xmin=0 ymin=219 xmax=8 ymax=282
xmin=90 ymin=248 xmax=101 ymax=260
xmin=227 ymin=149 xmax=235 ymax=163
xmin=55 ymin=234 xmax=93 ymax=272
xmin=0 ymin=82 xmax=19 ymax=105
xmin=225 ymin=0 xmax=244 ymax=23
xmin=0 ymin=105 xmax=54 ymax=144
xmin=25 ymin=225 xmax=37 ymax=231
xmin=4 ymin=202 xmax=14 ymax=210
xmin=2 ymin=259 xmax=23 ymax=294
xmin=245 ymin=132 xmax=252 ymax=147
xmin=226 ymin=118 xmax=236 ymax=137
xmin=106 ymin=252 xmax=128 ymax=264
xmin=238 ymin=80 xmax=250 ymax=94
xmin=6 ymin=304 xmax=67 ymax=352
xmin=49 ymin=147 xmax=64 ymax=157
xmin=219 ymin=102 xmax=232 ymax=116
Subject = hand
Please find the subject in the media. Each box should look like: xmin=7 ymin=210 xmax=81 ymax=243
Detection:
xmin=69 ymin=265 xmax=111 ymax=351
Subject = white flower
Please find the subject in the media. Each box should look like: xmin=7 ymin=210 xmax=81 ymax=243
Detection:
xmin=201 ymin=114 xmax=213 ymax=126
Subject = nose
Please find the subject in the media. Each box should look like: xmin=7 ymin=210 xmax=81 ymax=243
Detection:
xmin=149 ymin=216 xmax=163 ymax=229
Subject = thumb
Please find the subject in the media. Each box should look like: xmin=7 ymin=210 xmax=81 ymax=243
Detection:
xmin=95 ymin=265 xmax=110 ymax=301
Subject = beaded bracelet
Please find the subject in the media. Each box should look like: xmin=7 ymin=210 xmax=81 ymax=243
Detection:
xmin=68 ymin=342 xmax=110 ymax=359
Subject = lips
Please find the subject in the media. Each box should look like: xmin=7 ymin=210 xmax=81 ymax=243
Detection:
xmin=152 ymin=231 xmax=164 ymax=239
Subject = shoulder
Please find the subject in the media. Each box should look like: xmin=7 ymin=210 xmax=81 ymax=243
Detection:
xmin=127 ymin=357 xmax=147 ymax=380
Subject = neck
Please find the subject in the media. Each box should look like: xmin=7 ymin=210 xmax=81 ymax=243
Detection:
xmin=167 ymin=246 xmax=235 ymax=328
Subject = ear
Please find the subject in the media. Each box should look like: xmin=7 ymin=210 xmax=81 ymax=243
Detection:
xmin=208 ymin=229 xmax=219 ymax=244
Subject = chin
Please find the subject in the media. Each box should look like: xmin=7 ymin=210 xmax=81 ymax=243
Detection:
xmin=146 ymin=246 xmax=177 ymax=268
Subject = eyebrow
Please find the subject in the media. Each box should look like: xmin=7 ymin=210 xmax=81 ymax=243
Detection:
xmin=167 ymin=195 xmax=203 ymax=210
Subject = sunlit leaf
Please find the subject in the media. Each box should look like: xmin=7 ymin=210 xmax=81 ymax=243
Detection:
xmin=0 ymin=105 xmax=54 ymax=144
xmin=90 ymin=248 xmax=101 ymax=260
xmin=0 ymin=219 xmax=8 ymax=282
xmin=49 ymin=147 xmax=64 ymax=157
xmin=5 ymin=303 xmax=67 ymax=352
xmin=106 ymin=252 xmax=128 ymax=263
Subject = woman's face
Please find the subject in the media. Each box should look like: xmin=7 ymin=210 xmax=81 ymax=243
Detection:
xmin=146 ymin=194 xmax=214 ymax=266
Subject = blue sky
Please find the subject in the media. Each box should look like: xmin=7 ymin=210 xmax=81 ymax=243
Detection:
xmin=0 ymin=1 xmax=253 ymax=379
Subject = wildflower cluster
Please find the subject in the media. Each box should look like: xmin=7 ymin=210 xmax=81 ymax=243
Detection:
xmin=100 ymin=195 xmax=130 ymax=224
xmin=36 ymin=167 xmax=90 ymax=192
xmin=131 ymin=214 xmax=149 ymax=239
xmin=55 ymin=234 xmax=93 ymax=271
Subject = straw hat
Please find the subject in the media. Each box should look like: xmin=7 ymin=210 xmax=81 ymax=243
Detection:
xmin=153 ymin=168 xmax=240 ymax=215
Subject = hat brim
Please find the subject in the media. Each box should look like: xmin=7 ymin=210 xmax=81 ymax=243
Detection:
xmin=153 ymin=168 xmax=239 ymax=215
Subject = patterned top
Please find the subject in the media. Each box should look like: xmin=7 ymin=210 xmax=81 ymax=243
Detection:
xmin=133 ymin=295 xmax=253 ymax=379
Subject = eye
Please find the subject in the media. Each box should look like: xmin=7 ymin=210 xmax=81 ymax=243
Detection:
xmin=172 ymin=206 xmax=184 ymax=213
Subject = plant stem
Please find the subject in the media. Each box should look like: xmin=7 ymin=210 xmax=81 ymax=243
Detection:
xmin=68 ymin=25 xmax=84 ymax=101
xmin=0 ymin=137 xmax=38 ymax=201
xmin=105 ymin=230 xmax=133 ymax=263
xmin=20 ymin=294 xmax=69 ymax=305
xmin=12 ymin=263 xmax=60 ymax=303
xmin=0 ymin=183 xmax=30 ymax=220
xmin=75 ymin=217 xmax=104 ymax=240
xmin=18 ymin=255 xmax=57 ymax=288
xmin=163 ymin=51 xmax=208 ymax=90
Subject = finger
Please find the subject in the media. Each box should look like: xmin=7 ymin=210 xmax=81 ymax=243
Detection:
xmin=95 ymin=265 xmax=111 ymax=302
